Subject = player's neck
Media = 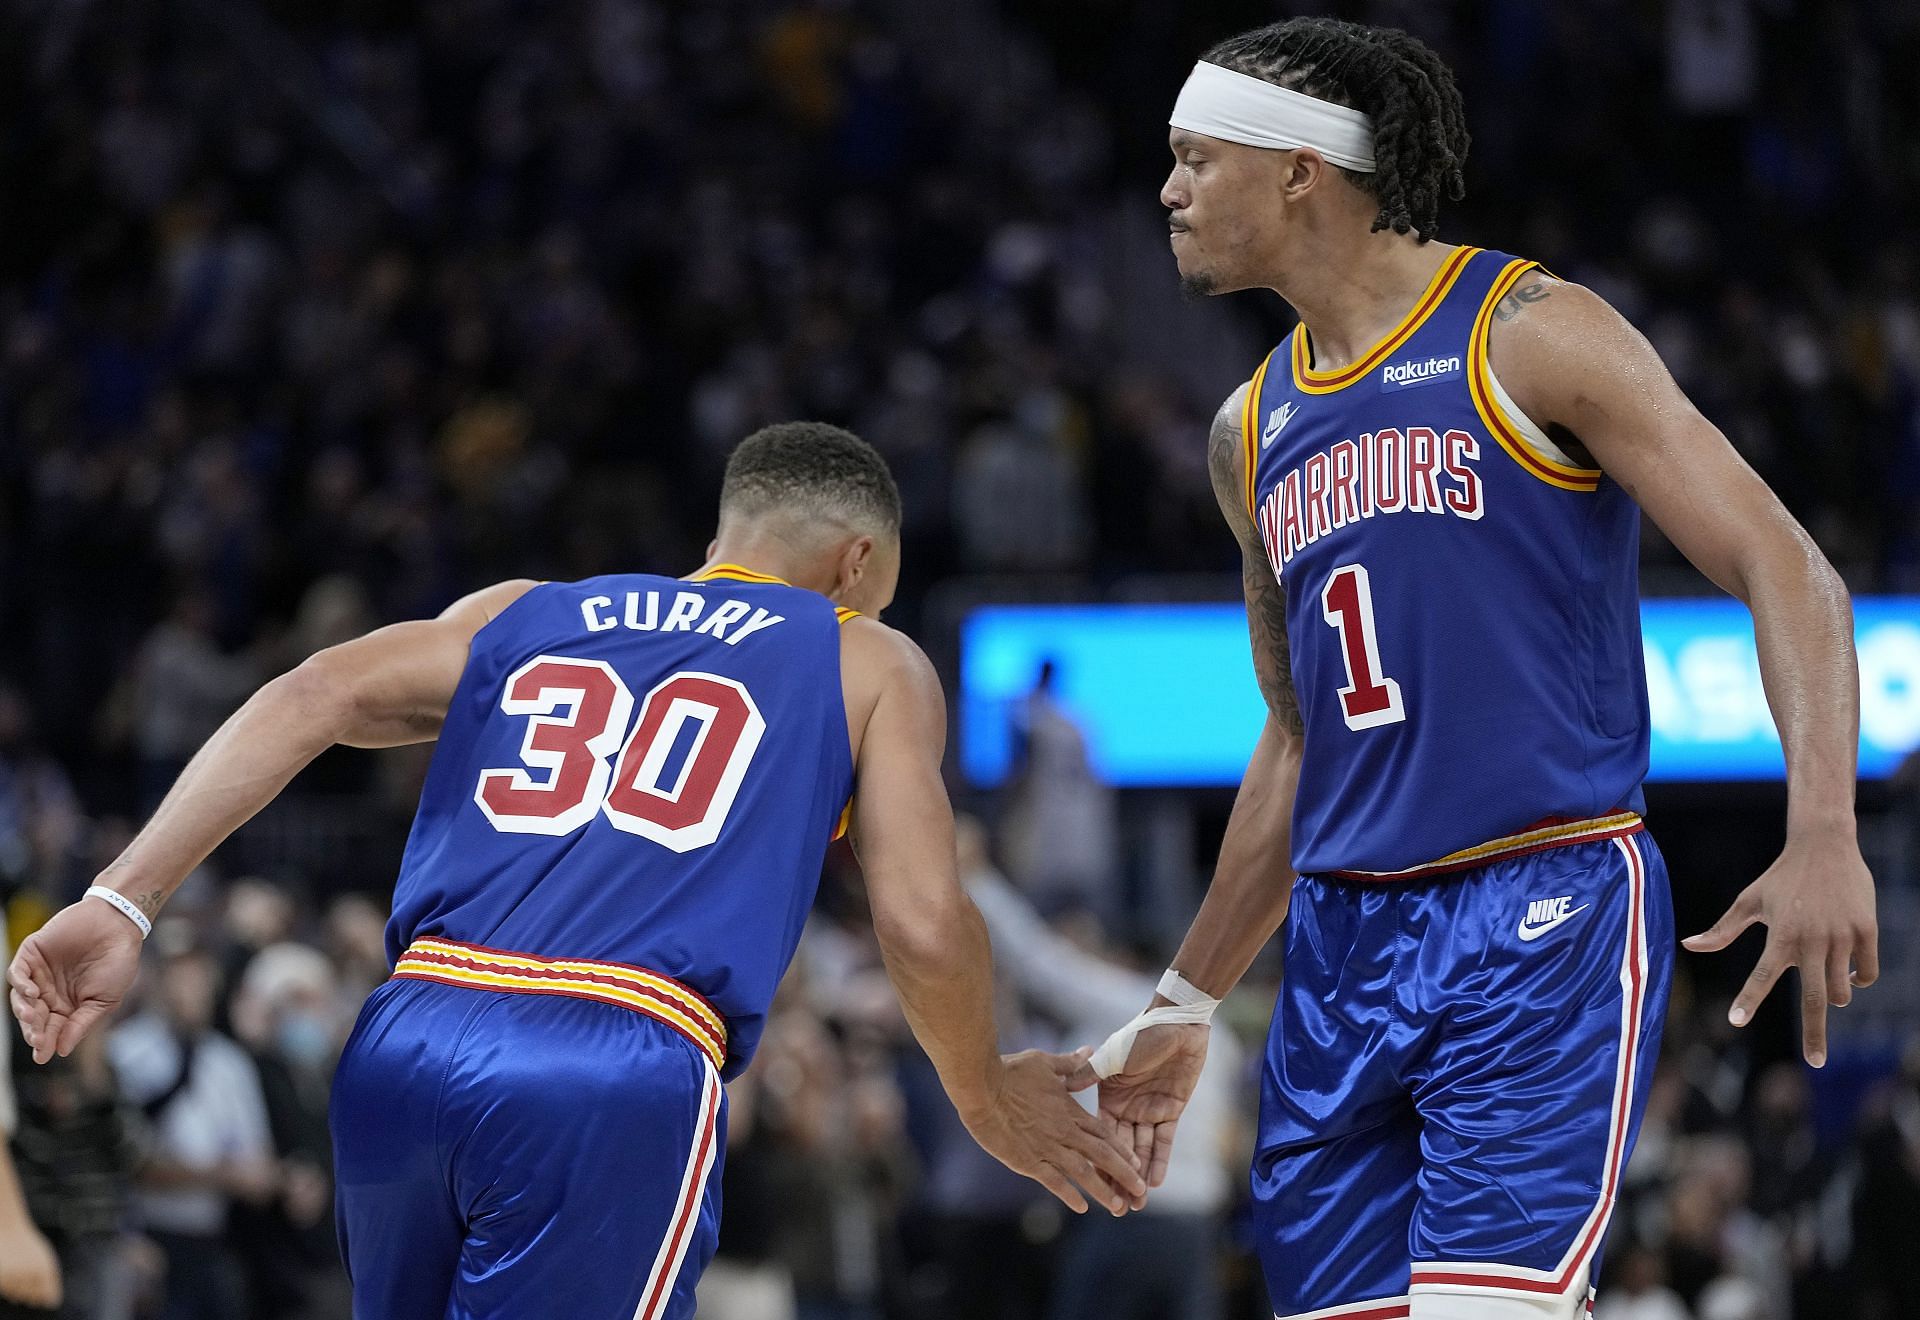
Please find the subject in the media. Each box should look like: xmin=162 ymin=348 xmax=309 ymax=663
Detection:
xmin=1274 ymin=234 xmax=1459 ymax=373
xmin=695 ymin=534 xmax=835 ymax=596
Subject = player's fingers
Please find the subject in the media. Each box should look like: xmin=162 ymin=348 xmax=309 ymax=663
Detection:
xmin=1852 ymin=922 xmax=1880 ymax=988
xmin=54 ymin=999 xmax=112 ymax=1060
xmin=1071 ymin=1155 xmax=1134 ymax=1216
xmin=1826 ymin=936 xmax=1855 ymax=1008
xmin=29 ymin=1010 xmax=65 ymax=1066
xmin=1131 ymin=1117 xmax=1155 ymax=1173
xmin=1682 ymin=888 xmax=1761 ymax=952
xmin=1799 ymin=948 xmax=1830 ymax=1069
xmin=1069 ymin=1117 xmax=1147 ymax=1198
xmin=5 ymin=956 xmax=42 ymax=999
xmin=1034 ymin=1162 xmax=1088 ymax=1215
xmin=1148 ymin=1119 xmax=1179 ymax=1189
xmin=1727 ymin=933 xmax=1789 ymax=1027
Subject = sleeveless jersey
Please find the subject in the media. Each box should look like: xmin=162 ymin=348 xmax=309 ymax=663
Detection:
xmin=385 ymin=565 xmax=856 ymax=1076
xmin=1244 ymin=246 xmax=1649 ymax=877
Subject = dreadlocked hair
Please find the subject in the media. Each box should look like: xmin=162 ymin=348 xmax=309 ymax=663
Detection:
xmin=1203 ymin=17 xmax=1468 ymax=241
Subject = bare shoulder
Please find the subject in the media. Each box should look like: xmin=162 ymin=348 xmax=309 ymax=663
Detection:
xmin=1486 ymin=275 xmax=1684 ymax=436
xmin=1207 ymin=381 xmax=1252 ymax=507
xmin=840 ymin=614 xmax=938 ymax=691
xmin=839 ymin=614 xmax=944 ymax=761
xmin=1486 ymin=276 xmax=1661 ymax=389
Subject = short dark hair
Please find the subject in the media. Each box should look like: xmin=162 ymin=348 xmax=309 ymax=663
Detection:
xmin=1203 ymin=18 xmax=1468 ymax=242
xmin=720 ymin=421 xmax=902 ymax=536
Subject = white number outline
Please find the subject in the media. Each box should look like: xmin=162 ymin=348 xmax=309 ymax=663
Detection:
xmin=1320 ymin=564 xmax=1407 ymax=731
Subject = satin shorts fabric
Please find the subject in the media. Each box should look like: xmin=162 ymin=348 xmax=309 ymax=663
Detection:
xmin=1253 ymin=832 xmax=1673 ymax=1317
xmin=330 ymin=977 xmax=724 ymax=1320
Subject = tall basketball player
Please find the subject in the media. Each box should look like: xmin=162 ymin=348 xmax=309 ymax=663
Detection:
xmin=1077 ymin=19 xmax=1879 ymax=1320
xmin=10 ymin=423 xmax=1143 ymax=1319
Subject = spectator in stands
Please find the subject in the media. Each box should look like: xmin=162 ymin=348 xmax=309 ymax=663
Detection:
xmin=108 ymin=931 xmax=277 ymax=1320
xmin=226 ymin=943 xmax=348 ymax=1319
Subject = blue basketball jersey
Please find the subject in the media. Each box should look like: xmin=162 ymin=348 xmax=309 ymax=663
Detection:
xmin=385 ymin=565 xmax=856 ymax=1077
xmin=1244 ymin=246 xmax=1649 ymax=877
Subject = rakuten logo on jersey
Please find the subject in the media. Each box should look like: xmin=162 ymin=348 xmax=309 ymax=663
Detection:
xmin=1380 ymin=355 xmax=1463 ymax=391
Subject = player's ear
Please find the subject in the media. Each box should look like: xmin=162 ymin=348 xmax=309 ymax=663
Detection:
xmin=705 ymin=537 xmax=718 ymax=559
xmin=833 ymin=535 xmax=875 ymax=600
xmin=1281 ymin=148 xmax=1326 ymax=203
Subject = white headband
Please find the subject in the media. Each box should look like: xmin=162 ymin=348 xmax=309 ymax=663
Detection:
xmin=1169 ymin=62 xmax=1377 ymax=173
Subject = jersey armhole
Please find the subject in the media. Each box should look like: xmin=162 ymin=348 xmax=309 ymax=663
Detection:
xmin=1469 ymin=259 xmax=1604 ymax=492
xmin=1240 ymin=348 xmax=1279 ymax=519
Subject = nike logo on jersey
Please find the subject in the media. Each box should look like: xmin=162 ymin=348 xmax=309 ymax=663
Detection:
xmin=1517 ymin=895 xmax=1590 ymax=942
xmin=1379 ymin=354 xmax=1463 ymax=391
xmin=1262 ymin=401 xmax=1299 ymax=449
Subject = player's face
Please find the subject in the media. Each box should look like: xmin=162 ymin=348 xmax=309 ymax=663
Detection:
xmin=1162 ymin=130 xmax=1291 ymax=296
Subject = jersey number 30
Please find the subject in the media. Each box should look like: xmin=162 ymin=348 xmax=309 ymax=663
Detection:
xmin=474 ymin=656 xmax=765 ymax=852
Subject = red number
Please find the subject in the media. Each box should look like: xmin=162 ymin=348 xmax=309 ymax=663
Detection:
xmin=1321 ymin=564 xmax=1407 ymax=730
xmin=603 ymin=673 xmax=765 ymax=852
xmin=474 ymin=660 xmax=763 ymax=851
xmin=475 ymin=657 xmax=634 ymax=834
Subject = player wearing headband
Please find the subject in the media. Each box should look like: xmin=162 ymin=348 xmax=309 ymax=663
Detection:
xmin=1076 ymin=17 xmax=1879 ymax=1320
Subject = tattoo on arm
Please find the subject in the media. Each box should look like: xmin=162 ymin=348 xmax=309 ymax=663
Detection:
xmin=134 ymin=889 xmax=167 ymax=919
xmin=1243 ymin=556 xmax=1303 ymax=734
xmin=1493 ymin=280 xmax=1553 ymax=322
xmin=1208 ymin=387 xmax=1304 ymax=735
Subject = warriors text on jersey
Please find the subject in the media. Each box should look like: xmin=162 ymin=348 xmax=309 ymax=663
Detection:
xmin=383 ymin=565 xmax=856 ymax=1078
xmin=1243 ymin=245 xmax=1650 ymax=878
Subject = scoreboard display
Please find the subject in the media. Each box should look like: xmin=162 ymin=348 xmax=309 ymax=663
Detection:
xmin=959 ymin=598 xmax=1920 ymax=788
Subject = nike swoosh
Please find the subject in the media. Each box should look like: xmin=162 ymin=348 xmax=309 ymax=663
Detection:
xmin=1516 ymin=903 xmax=1591 ymax=942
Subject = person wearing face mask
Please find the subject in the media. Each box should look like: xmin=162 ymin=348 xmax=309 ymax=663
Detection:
xmin=225 ymin=942 xmax=347 ymax=1320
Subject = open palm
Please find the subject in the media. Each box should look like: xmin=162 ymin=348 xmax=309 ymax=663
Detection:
xmin=1070 ymin=1020 xmax=1209 ymax=1208
xmin=8 ymin=899 xmax=144 ymax=1064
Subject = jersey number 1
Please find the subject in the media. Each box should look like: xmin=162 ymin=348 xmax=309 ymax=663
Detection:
xmin=1321 ymin=564 xmax=1406 ymax=730
xmin=473 ymin=656 xmax=765 ymax=852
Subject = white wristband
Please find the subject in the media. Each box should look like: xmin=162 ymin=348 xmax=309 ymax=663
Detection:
xmin=1156 ymin=969 xmax=1220 ymax=1010
xmin=85 ymin=886 xmax=152 ymax=939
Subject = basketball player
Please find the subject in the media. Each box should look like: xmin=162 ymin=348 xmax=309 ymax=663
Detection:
xmin=10 ymin=423 xmax=1144 ymax=1318
xmin=1076 ymin=19 xmax=1879 ymax=1320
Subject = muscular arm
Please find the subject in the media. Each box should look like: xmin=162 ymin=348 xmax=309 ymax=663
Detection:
xmin=9 ymin=580 xmax=533 ymax=1063
xmin=1167 ymin=385 xmax=1305 ymax=999
xmin=1493 ymin=280 xmax=1877 ymax=1063
xmin=845 ymin=623 xmax=1000 ymax=1116
xmin=844 ymin=621 xmax=1143 ymax=1214
xmin=99 ymin=579 xmax=538 ymax=922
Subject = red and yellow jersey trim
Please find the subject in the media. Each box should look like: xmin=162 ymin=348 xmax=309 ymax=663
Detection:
xmin=1469 ymin=260 xmax=1603 ymax=492
xmin=392 ymin=936 xmax=727 ymax=1071
xmin=1290 ymin=245 xmax=1478 ymax=395
xmin=690 ymin=562 xmax=790 ymax=586
xmin=1240 ymin=348 xmax=1280 ymax=519
xmin=1330 ymin=811 xmax=1643 ymax=883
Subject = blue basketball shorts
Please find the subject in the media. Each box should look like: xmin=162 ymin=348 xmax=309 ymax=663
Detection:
xmin=1253 ymin=830 xmax=1672 ymax=1319
xmin=330 ymin=974 xmax=725 ymax=1320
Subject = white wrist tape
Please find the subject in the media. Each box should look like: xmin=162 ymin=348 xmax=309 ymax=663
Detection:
xmin=1090 ymin=971 xmax=1219 ymax=1080
xmin=85 ymin=885 xmax=152 ymax=939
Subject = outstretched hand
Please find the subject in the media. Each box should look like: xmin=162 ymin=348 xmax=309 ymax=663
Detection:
xmin=8 ymin=897 xmax=144 ymax=1065
xmin=961 ymin=1048 xmax=1147 ymax=1217
xmin=1682 ymin=824 xmax=1877 ymax=1067
xmin=1068 ymin=1019 xmax=1209 ymax=1211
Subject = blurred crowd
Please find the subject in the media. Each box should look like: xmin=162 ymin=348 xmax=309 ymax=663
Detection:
xmin=4 ymin=0 xmax=1920 ymax=1316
